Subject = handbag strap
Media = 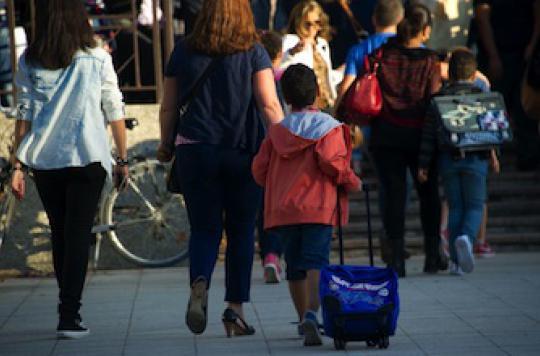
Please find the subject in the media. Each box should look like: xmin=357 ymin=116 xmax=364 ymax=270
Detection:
xmin=363 ymin=48 xmax=383 ymax=74
xmin=177 ymin=57 xmax=222 ymax=117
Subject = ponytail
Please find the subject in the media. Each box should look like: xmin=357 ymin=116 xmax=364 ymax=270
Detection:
xmin=396 ymin=4 xmax=432 ymax=44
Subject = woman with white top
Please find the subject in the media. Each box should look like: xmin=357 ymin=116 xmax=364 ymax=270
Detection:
xmin=10 ymin=0 xmax=126 ymax=339
xmin=280 ymin=0 xmax=342 ymax=109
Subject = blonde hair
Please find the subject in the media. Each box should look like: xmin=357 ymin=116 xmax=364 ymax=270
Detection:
xmin=187 ymin=0 xmax=258 ymax=55
xmin=286 ymin=1 xmax=332 ymax=41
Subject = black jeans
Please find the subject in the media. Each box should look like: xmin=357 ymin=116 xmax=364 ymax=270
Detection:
xmin=371 ymin=148 xmax=441 ymax=258
xmin=176 ymin=144 xmax=262 ymax=303
xmin=34 ymin=163 xmax=106 ymax=321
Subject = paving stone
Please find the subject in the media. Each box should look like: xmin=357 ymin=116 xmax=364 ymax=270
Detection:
xmin=0 ymin=252 xmax=539 ymax=355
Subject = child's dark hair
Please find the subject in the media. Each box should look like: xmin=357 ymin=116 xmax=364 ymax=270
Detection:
xmin=281 ymin=64 xmax=317 ymax=108
xmin=396 ymin=3 xmax=432 ymax=44
xmin=373 ymin=0 xmax=404 ymax=27
xmin=448 ymin=47 xmax=477 ymax=82
xmin=260 ymin=30 xmax=282 ymax=62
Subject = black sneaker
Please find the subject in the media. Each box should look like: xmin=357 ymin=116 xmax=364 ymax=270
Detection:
xmin=57 ymin=318 xmax=90 ymax=339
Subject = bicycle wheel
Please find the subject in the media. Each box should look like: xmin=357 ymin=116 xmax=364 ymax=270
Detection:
xmin=0 ymin=188 xmax=15 ymax=254
xmin=102 ymin=159 xmax=190 ymax=267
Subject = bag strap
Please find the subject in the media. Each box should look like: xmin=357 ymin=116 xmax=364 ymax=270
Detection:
xmin=337 ymin=0 xmax=368 ymax=40
xmin=177 ymin=57 xmax=221 ymax=117
xmin=363 ymin=48 xmax=383 ymax=74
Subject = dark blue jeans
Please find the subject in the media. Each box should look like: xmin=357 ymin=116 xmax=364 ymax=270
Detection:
xmin=176 ymin=144 xmax=262 ymax=303
xmin=273 ymin=224 xmax=332 ymax=281
xmin=439 ymin=153 xmax=488 ymax=263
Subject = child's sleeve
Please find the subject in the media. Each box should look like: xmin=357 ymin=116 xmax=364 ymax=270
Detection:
xmin=315 ymin=127 xmax=361 ymax=192
xmin=251 ymin=137 xmax=272 ymax=187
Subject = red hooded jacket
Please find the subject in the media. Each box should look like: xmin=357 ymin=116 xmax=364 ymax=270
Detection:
xmin=252 ymin=110 xmax=361 ymax=229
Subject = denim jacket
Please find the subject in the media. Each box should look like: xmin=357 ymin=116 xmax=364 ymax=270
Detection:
xmin=15 ymin=47 xmax=124 ymax=176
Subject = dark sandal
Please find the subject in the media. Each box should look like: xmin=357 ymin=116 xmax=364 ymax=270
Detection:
xmin=222 ymin=307 xmax=255 ymax=337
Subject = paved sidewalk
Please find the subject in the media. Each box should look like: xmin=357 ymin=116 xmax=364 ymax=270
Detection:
xmin=1 ymin=252 xmax=540 ymax=356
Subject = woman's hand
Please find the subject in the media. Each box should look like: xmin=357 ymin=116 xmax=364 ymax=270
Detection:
xmin=417 ymin=168 xmax=429 ymax=183
xmin=157 ymin=143 xmax=174 ymax=163
xmin=289 ymin=40 xmax=306 ymax=55
xmin=113 ymin=164 xmax=129 ymax=191
xmin=289 ymin=38 xmax=316 ymax=55
xmin=11 ymin=169 xmax=25 ymax=201
xmin=490 ymin=150 xmax=500 ymax=174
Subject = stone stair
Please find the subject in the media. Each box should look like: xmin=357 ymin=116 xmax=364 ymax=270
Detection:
xmin=338 ymin=151 xmax=540 ymax=253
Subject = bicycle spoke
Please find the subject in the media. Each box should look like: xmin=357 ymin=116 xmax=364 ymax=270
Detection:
xmin=160 ymin=197 xmax=184 ymax=215
xmin=161 ymin=221 xmax=188 ymax=243
xmin=127 ymin=180 xmax=157 ymax=213
xmin=147 ymin=163 xmax=163 ymax=198
xmin=115 ymin=216 xmax=155 ymax=228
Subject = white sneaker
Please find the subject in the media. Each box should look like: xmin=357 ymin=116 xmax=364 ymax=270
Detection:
xmin=455 ymin=235 xmax=475 ymax=273
xmin=449 ymin=262 xmax=464 ymax=276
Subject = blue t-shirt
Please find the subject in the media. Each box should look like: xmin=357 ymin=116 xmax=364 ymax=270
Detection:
xmin=344 ymin=32 xmax=395 ymax=76
xmin=165 ymin=41 xmax=272 ymax=153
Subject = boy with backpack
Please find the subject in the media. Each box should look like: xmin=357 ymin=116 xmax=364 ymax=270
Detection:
xmin=252 ymin=64 xmax=361 ymax=346
xmin=418 ymin=48 xmax=500 ymax=275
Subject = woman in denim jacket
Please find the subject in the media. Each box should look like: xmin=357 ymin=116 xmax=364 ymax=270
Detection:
xmin=10 ymin=0 xmax=126 ymax=339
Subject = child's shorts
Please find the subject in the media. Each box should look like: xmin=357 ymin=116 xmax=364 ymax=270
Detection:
xmin=273 ymin=224 xmax=332 ymax=281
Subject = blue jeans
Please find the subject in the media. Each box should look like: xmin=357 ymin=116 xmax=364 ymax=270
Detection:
xmin=176 ymin=144 xmax=262 ymax=303
xmin=439 ymin=153 xmax=488 ymax=263
xmin=273 ymin=224 xmax=332 ymax=281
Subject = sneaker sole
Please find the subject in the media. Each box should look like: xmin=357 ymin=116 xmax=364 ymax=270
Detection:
xmin=302 ymin=319 xmax=322 ymax=346
xmin=56 ymin=329 xmax=90 ymax=339
xmin=186 ymin=282 xmax=207 ymax=334
xmin=455 ymin=238 xmax=474 ymax=273
xmin=264 ymin=264 xmax=280 ymax=284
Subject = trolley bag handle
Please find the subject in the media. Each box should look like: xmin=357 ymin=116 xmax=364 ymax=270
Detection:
xmin=336 ymin=182 xmax=373 ymax=266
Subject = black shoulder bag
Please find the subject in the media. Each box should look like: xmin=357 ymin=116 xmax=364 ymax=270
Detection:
xmin=166 ymin=57 xmax=221 ymax=194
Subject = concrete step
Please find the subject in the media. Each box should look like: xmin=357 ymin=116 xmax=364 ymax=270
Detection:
xmin=350 ymin=199 xmax=540 ymax=218
xmin=332 ymin=231 xmax=540 ymax=252
xmin=344 ymin=215 xmax=540 ymax=235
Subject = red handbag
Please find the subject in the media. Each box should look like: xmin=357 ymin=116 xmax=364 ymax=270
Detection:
xmin=336 ymin=50 xmax=383 ymax=126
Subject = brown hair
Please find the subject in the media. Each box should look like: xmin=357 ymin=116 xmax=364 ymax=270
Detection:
xmin=396 ymin=3 xmax=432 ymax=44
xmin=187 ymin=0 xmax=259 ymax=55
xmin=287 ymin=1 xmax=332 ymax=41
xmin=449 ymin=47 xmax=477 ymax=82
xmin=374 ymin=0 xmax=404 ymax=27
xmin=260 ymin=30 xmax=283 ymax=61
xmin=25 ymin=0 xmax=96 ymax=69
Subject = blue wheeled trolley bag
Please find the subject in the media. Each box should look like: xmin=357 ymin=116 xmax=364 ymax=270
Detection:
xmin=320 ymin=184 xmax=399 ymax=350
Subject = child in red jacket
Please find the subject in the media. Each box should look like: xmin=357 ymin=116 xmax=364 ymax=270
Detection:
xmin=252 ymin=64 xmax=361 ymax=346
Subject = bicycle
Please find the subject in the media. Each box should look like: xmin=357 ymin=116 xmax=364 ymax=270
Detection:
xmin=0 ymin=115 xmax=190 ymax=268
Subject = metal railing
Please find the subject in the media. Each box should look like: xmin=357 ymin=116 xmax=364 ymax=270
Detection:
xmin=0 ymin=0 xmax=175 ymax=108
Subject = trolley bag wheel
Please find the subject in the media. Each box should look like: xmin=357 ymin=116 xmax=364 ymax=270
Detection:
xmin=378 ymin=335 xmax=390 ymax=349
xmin=334 ymin=337 xmax=346 ymax=350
